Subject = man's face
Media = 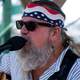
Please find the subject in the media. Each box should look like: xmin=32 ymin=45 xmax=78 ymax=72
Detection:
xmin=17 ymin=17 xmax=54 ymax=71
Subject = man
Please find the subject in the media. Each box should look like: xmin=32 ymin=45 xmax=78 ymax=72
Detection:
xmin=0 ymin=0 xmax=80 ymax=80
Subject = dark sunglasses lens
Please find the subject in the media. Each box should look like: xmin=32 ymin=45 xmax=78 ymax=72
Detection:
xmin=26 ymin=22 xmax=37 ymax=31
xmin=16 ymin=21 xmax=37 ymax=31
xmin=16 ymin=21 xmax=23 ymax=29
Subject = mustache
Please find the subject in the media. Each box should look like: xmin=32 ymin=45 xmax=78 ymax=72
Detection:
xmin=23 ymin=37 xmax=32 ymax=46
xmin=20 ymin=37 xmax=32 ymax=55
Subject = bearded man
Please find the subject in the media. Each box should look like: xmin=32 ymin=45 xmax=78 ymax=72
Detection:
xmin=0 ymin=0 xmax=80 ymax=80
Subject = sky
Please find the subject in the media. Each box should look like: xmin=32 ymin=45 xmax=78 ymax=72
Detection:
xmin=62 ymin=0 xmax=80 ymax=25
xmin=62 ymin=0 xmax=80 ymax=43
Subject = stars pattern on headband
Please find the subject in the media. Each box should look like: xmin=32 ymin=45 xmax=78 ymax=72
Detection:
xmin=23 ymin=11 xmax=64 ymax=28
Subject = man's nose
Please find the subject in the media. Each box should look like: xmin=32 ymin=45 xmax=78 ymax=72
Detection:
xmin=20 ymin=25 xmax=29 ymax=35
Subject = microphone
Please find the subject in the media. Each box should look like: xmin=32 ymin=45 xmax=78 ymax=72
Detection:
xmin=0 ymin=36 xmax=27 ymax=53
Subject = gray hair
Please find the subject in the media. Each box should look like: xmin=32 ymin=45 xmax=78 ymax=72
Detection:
xmin=61 ymin=28 xmax=80 ymax=56
xmin=61 ymin=28 xmax=70 ymax=48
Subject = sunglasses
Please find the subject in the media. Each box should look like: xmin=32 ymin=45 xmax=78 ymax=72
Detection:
xmin=16 ymin=20 xmax=54 ymax=31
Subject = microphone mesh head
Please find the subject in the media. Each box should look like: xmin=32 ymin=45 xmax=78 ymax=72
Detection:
xmin=5 ymin=36 xmax=27 ymax=51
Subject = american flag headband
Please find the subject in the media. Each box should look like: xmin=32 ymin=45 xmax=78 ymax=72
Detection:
xmin=22 ymin=3 xmax=65 ymax=28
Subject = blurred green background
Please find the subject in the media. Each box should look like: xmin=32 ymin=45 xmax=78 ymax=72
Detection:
xmin=0 ymin=0 xmax=29 ymax=45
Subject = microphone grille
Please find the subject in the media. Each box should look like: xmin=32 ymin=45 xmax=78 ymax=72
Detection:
xmin=6 ymin=36 xmax=27 ymax=51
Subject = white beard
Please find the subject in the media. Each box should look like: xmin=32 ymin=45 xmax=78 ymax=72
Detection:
xmin=17 ymin=38 xmax=54 ymax=72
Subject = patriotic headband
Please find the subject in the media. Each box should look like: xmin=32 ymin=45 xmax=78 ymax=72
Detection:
xmin=23 ymin=3 xmax=65 ymax=28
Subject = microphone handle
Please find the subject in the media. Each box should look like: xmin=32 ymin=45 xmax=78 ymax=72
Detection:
xmin=0 ymin=44 xmax=11 ymax=53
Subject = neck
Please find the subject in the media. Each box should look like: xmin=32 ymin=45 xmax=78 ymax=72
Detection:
xmin=32 ymin=46 xmax=64 ymax=80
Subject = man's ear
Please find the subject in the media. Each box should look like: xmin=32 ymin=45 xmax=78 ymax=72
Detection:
xmin=49 ymin=27 xmax=61 ymax=41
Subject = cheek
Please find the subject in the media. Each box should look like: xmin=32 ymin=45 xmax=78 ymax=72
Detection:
xmin=30 ymin=28 xmax=50 ymax=48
